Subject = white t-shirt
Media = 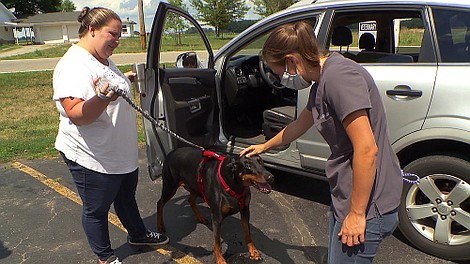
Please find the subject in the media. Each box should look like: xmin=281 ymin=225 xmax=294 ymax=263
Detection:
xmin=53 ymin=44 xmax=138 ymax=174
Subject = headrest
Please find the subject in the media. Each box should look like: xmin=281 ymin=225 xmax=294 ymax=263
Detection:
xmin=332 ymin=26 xmax=352 ymax=46
xmin=359 ymin=33 xmax=375 ymax=50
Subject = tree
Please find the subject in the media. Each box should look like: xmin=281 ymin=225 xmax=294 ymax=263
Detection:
xmin=166 ymin=0 xmax=189 ymax=45
xmin=226 ymin=19 xmax=257 ymax=33
xmin=2 ymin=0 xmax=62 ymax=15
xmin=252 ymin=0 xmax=298 ymax=17
xmin=190 ymin=0 xmax=248 ymax=38
xmin=60 ymin=0 xmax=75 ymax=12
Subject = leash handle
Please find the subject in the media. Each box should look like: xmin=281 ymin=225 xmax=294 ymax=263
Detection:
xmin=401 ymin=170 xmax=420 ymax=184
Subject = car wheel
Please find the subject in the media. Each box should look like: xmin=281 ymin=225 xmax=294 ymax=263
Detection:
xmin=398 ymin=155 xmax=470 ymax=261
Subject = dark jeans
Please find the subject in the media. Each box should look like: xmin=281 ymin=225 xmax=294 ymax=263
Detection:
xmin=61 ymin=153 xmax=147 ymax=261
xmin=328 ymin=206 xmax=399 ymax=264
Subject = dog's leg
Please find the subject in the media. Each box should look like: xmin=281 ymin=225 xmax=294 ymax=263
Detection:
xmin=157 ymin=179 xmax=180 ymax=232
xmin=240 ymin=204 xmax=262 ymax=261
xmin=212 ymin=212 xmax=227 ymax=264
xmin=188 ymin=192 xmax=208 ymax=224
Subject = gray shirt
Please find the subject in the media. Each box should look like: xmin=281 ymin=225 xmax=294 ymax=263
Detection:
xmin=306 ymin=52 xmax=402 ymax=222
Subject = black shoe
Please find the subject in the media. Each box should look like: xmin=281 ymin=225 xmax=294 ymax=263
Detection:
xmin=128 ymin=231 xmax=169 ymax=246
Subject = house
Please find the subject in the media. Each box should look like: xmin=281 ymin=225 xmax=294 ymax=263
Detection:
xmin=12 ymin=12 xmax=137 ymax=44
xmin=122 ymin=17 xmax=137 ymax=38
xmin=15 ymin=11 xmax=81 ymax=44
xmin=0 ymin=2 xmax=17 ymax=43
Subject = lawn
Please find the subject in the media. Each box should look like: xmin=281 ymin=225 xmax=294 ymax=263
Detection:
xmin=0 ymin=65 xmax=144 ymax=163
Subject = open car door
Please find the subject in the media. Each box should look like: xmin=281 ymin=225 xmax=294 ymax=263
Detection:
xmin=135 ymin=2 xmax=217 ymax=180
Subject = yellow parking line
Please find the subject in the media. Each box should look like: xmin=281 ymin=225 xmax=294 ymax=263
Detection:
xmin=11 ymin=161 xmax=202 ymax=264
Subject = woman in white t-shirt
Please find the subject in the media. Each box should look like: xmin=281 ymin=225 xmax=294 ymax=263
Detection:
xmin=53 ymin=7 xmax=168 ymax=264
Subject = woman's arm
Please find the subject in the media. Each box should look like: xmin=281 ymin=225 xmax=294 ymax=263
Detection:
xmin=60 ymin=79 xmax=118 ymax=126
xmin=240 ymin=107 xmax=314 ymax=157
xmin=338 ymin=109 xmax=378 ymax=246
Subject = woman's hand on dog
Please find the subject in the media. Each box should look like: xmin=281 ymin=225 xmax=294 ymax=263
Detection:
xmin=240 ymin=144 xmax=267 ymax=157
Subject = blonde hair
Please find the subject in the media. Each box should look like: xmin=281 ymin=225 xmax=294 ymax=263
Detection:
xmin=77 ymin=7 xmax=121 ymax=38
xmin=262 ymin=21 xmax=323 ymax=67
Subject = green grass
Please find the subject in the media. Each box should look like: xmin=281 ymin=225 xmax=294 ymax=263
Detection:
xmin=0 ymin=43 xmax=22 ymax=53
xmin=0 ymin=71 xmax=57 ymax=162
xmin=0 ymin=65 xmax=144 ymax=163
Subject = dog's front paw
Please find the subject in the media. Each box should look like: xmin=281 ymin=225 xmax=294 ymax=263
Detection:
xmin=249 ymin=249 xmax=262 ymax=261
xmin=215 ymin=258 xmax=228 ymax=264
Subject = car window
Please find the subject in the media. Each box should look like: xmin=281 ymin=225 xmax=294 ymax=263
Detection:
xmin=432 ymin=8 xmax=470 ymax=63
xmin=328 ymin=9 xmax=430 ymax=63
xmin=230 ymin=18 xmax=317 ymax=59
xmin=159 ymin=11 xmax=209 ymax=69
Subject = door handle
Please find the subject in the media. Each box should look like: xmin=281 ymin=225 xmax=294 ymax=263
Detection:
xmin=386 ymin=85 xmax=422 ymax=99
xmin=187 ymin=98 xmax=202 ymax=113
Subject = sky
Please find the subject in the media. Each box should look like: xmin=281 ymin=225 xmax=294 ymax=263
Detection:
xmin=70 ymin=0 xmax=261 ymax=33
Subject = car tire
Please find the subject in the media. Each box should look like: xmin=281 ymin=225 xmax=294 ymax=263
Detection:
xmin=398 ymin=155 xmax=470 ymax=261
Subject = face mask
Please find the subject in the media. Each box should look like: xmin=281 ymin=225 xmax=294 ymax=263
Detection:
xmin=280 ymin=63 xmax=312 ymax=90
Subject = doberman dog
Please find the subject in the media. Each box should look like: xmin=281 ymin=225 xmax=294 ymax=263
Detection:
xmin=157 ymin=147 xmax=274 ymax=264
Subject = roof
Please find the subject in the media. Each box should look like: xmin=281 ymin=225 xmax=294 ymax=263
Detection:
xmin=0 ymin=2 xmax=17 ymax=20
xmin=123 ymin=18 xmax=137 ymax=25
xmin=17 ymin=11 xmax=81 ymax=24
xmin=290 ymin=0 xmax=470 ymax=8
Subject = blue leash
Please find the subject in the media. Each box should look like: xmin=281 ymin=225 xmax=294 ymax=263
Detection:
xmin=401 ymin=170 xmax=420 ymax=184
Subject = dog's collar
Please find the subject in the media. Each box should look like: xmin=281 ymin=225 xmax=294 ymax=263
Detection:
xmin=198 ymin=150 xmax=248 ymax=209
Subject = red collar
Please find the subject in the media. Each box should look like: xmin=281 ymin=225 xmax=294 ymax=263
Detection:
xmin=197 ymin=150 xmax=248 ymax=209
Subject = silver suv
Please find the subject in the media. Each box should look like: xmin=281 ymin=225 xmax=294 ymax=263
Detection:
xmin=135 ymin=0 xmax=470 ymax=261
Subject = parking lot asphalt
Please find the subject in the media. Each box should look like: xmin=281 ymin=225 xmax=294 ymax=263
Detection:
xmin=0 ymin=148 xmax=459 ymax=264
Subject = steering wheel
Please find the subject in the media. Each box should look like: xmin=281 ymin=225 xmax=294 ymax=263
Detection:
xmin=258 ymin=54 xmax=285 ymax=90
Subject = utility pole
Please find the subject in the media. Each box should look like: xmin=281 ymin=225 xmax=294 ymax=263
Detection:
xmin=138 ymin=0 xmax=146 ymax=50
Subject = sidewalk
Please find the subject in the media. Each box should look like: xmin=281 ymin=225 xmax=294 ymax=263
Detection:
xmin=0 ymin=44 xmax=52 ymax=59
xmin=0 ymin=50 xmax=188 ymax=73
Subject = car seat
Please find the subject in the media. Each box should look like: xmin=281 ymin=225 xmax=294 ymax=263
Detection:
xmin=359 ymin=33 xmax=375 ymax=51
xmin=331 ymin=26 xmax=356 ymax=60
xmin=262 ymin=106 xmax=295 ymax=140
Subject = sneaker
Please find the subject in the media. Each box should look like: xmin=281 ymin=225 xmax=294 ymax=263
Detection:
xmin=99 ymin=255 xmax=122 ymax=264
xmin=128 ymin=231 xmax=169 ymax=246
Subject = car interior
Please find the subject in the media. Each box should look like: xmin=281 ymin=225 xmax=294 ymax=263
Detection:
xmin=217 ymin=10 xmax=428 ymax=150
xmin=221 ymin=52 xmax=298 ymax=149
xmin=158 ymin=10 xmax=430 ymax=152
xmin=328 ymin=10 xmax=423 ymax=63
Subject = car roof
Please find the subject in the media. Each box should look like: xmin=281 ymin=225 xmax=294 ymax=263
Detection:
xmin=290 ymin=0 xmax=470 ymax=9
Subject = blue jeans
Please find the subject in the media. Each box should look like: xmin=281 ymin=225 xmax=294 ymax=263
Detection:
xmin=328 ymin=206 xmax=398 ymax=264
xmin=61 ymin=153 xmax=147 ymax=261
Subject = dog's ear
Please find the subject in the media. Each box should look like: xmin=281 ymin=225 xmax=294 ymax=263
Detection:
xmin=226 ymin=156 xmax=242 ymax=174
xmin=226 ymin=157 xmax=237 ymax=171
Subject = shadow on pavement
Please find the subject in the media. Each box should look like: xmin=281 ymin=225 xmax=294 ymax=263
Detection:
xmin=131 ymin=193 xmax=329 ymax=264
xmin=0 ymin=240 xmax=12 ymax=260
xmin=270 ymin=169 xmax=331 ymax=206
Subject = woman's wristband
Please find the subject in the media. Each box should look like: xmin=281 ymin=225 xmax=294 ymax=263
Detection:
xmin=97 ymin=91 xmax=113 ymax=101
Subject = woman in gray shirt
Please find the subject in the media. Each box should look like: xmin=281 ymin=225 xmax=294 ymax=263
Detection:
xmin=240 ymin=21 xmax=402 ymax=263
